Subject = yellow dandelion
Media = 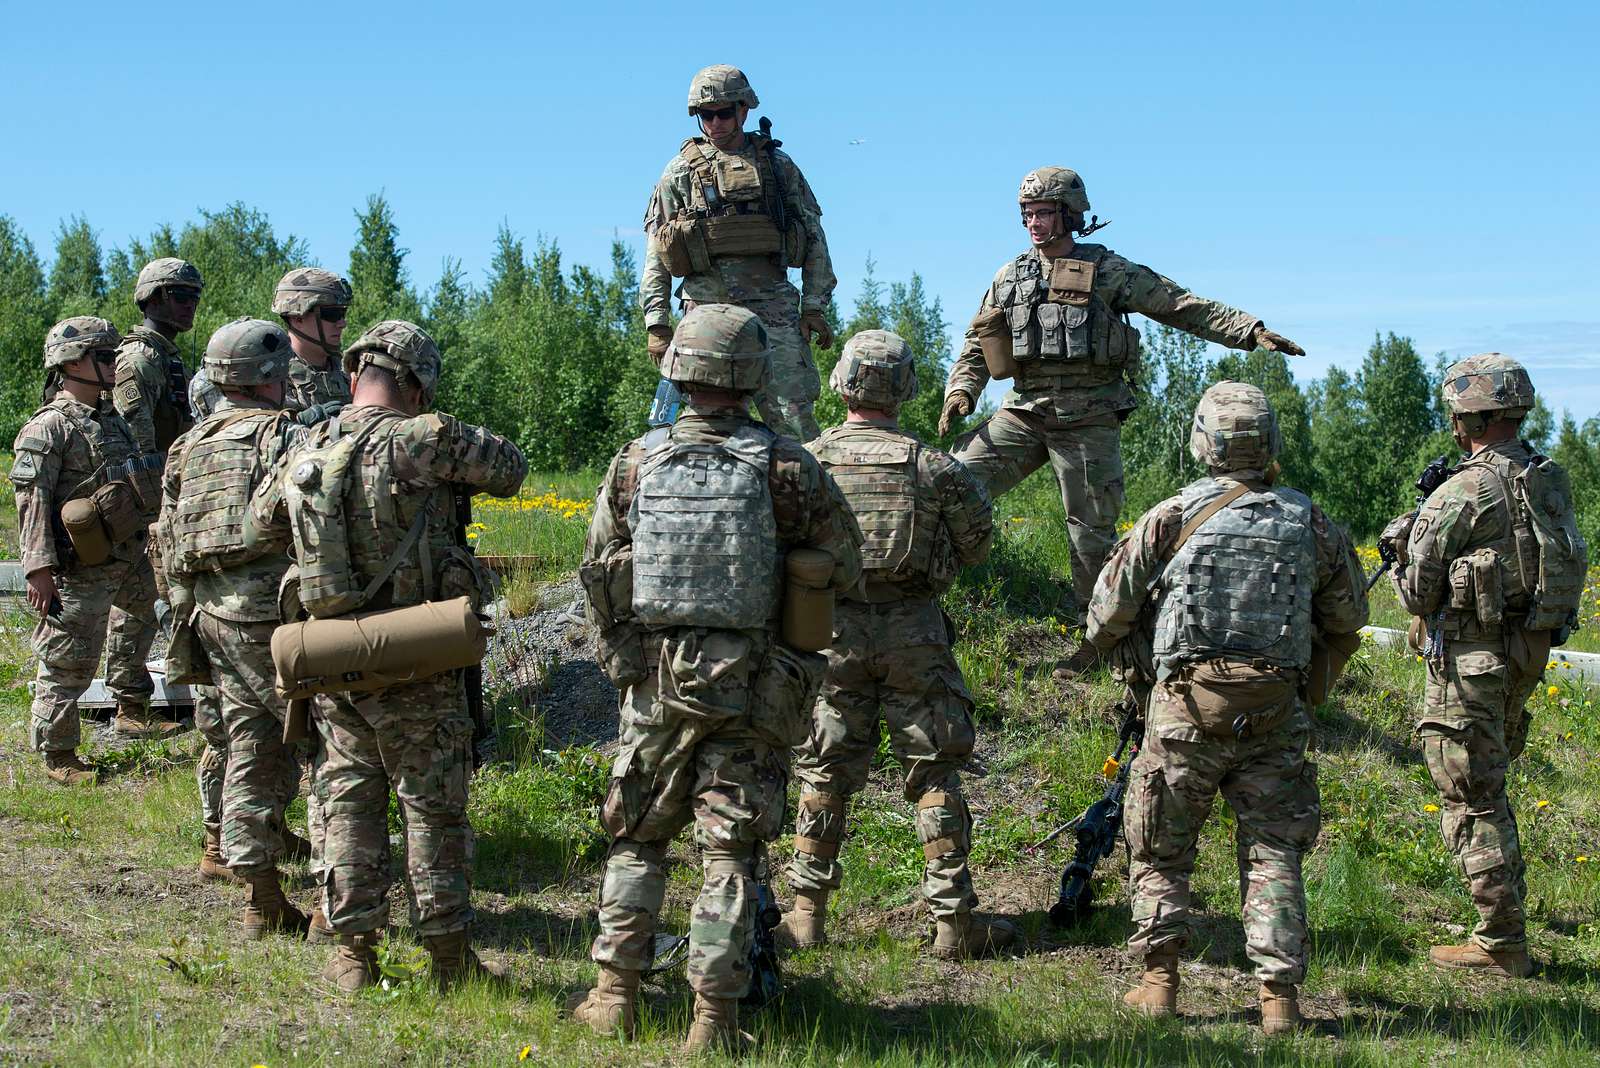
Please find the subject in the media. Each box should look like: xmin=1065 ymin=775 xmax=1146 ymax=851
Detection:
xmin=1536 ymin=799 xmax=1552 ymax=810
xmin=519 ymin=1047 xmax=533 ymax=1061
xmin=1547 ymin=685 xmax=1560 ymax=697
xmin=1547 ymin=661 xmax=1558 ymax=669
xmin=466 ymin=532 xmax=479 ymax=541
xmin=1424 ymin=803 xmax=1440 ymax=813
xmin=1578 ymin=856 xmax=1590 ymax=863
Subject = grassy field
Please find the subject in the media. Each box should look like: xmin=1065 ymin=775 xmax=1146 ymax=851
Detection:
xmin=1 ymin=466 xmax=1599 ymax=1065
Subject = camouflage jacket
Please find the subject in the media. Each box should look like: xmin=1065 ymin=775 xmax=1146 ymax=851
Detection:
xmin=286 ymin=353 xmax=351 ymax=412
xmin=160 ymin=398 xmax=308 ymax=623
xmin=808 ymin=418 xmax=992 ymax=601
xmin=9 ymin=394 xmax=147 ymax=574
xmin=946 ymin=243 xmax=1264 ymax=424
xmin=114 ymin=324 xmax=193 ymax=455
xmin=252 ymin=403 xmax=527 ymax=610
xmin=640 ymin=135 xmax=836 ymax=328
xmin=1086 ymin=473 xmax=1368 ymax=665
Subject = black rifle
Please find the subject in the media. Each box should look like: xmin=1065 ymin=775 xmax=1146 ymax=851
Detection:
xmin=452 ymin=484 xmax=490 ymax=764
xmin=757 ymin=116 xmax=791 ymax=261
xmin=646 ymin=875 xmax=784 ymax=1012
xmin=1365 ymin=455 xmax=1456 ymax=592
xmin=1038 ymin=693 xmax=1145 ymax=927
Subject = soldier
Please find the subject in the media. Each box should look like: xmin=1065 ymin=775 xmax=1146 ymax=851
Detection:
xmin=159 ymin=318 xmax=311 ymax=938
xmin=1085 ymin=382 xmax=1367 ymax=1034
xmin=569 ymin=304 xmax=861 ymax=1052
xmin=940 ymin=169 xmax=1304 ymax=669
xmin=11 ymin=318 xmax=174 ymax=784
xmin=251 ymin=320 xmax=527 ymax=991
xmin=641 ymin=64 xmax=836 ymax=441
xmin=779 ymin=330 xmax=1015 ymax=959
xmin=1382 ymin=354 xmax=1586 ymax=978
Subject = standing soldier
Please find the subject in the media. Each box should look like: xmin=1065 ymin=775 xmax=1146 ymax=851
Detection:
xmin=251 ymin=321 xmax=526 ymax=991
xmin=779 ymin=330 xmax=1015 ymax=958
xmin=11 ymin=318 xmax=173 ymax=784
xmin=940 ymin=169 xmax=1304 ymax=669
xmin=641 ymin=64 xmax=836 ymax=441
xmin=569 ymin=304 xmax=861 ymax=1052
xmin=1383 ymin=354 xmax=1586 ymax=978
xmin=159 ymin=318 xmax=311 ymax=938
xmin=1085 ymin=383 xmax=1368 ymax=1034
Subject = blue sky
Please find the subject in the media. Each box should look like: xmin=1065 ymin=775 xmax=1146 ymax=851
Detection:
xmin=6 ymin=1 xmax=1597 ymax=417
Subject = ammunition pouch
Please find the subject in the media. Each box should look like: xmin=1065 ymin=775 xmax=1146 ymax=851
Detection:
xmin=578 ymin=539 xmax=635 ymax=627
xmin=781 ymin=548 xmax=835 ymax=653
xmin=702 ymin=211 xmax=782 ymax=257
xmin=91 ymin=479 xmax=145 ymax=547
xmin=271 ymin=596 xmax=489 ymax=699
xmin=1303 ymin=629 xmax=1363 ymax=707
xmin=595 ymin=621 xmax=650 ymax=688
xmin=655 ymin=218 xmax=711 ymax=277
xmin=750 ymin=639 xmax=826 ymax=748
xmin=147 ymin=521 xmax=170 ymax=600
xmin=61 ymin=498 xmax=111 ymax=567
xmin=1447 ymin=547 xmax=1508 ymax=630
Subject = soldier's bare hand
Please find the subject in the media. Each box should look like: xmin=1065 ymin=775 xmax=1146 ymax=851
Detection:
xmin=938 ymin=393 xmax=973 ymax=437
xmin=646 ymin=325 xmax=672 ymax=365
xmin=800 ymin=311 xmax=834 ymax=350
xmin=1253 ymin=325 xmax=1305 ymax=356
xmin=26 ymin=568 xmax=57 ymax=617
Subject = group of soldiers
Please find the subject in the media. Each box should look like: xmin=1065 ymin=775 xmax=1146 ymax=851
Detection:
xmin=10 ymin=61 xmax=1586 ymax=1055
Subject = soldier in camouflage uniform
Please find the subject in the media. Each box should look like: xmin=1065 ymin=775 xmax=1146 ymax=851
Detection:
xmin=159 ymin=318 xmax=312 ymax=938
xmin=941 ymin=169 xmax=1304 ymax=656
xmin=251 ymin=320 xmax=527 ymax=991
xmin=570 ymin=304 xmax=861 ymax=1052
xmin=642 ymin=65 xmax=837 ymax=441
xmin=11 ymin=318 xmax=173 ymax=784
xmin=779 ymin=330 xmax=1015 ymax=958
xmin=1382 ymin=354 xmax=1586 ymax=978
xmin=1086 ymin=382 xmax=1367 ymax=1034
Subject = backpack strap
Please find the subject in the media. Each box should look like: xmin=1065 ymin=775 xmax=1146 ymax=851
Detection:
xmin=358 ymin=497 xmax=433 ymax=606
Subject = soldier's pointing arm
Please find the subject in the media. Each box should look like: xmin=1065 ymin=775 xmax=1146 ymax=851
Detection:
xmin=1101 ymin=252 xmax=1262 ymax=350
xmin=396 ymin=413 xmax=527 ymax=498
xmin=931 ymin=452 xmax=994 ymax=567
xmin=1310 ymin=505 xmax=1369 ymax=635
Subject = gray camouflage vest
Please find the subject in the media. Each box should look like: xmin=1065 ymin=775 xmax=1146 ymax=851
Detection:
xmin=630 ymin=423 xmax=779 ymax=629
xmin=1153 ymin=478 xmax=1318 ymax=680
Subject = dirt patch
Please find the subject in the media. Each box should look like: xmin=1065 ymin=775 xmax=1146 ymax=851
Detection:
xmin=486 ymin=577 xmax=620 ymax=752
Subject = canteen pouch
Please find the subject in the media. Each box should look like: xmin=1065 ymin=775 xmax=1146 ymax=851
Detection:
xmin=657 ymin=218 xmax=713 ymax=277
xmin=750 ymin=639 xmax=826 ymax=748
xmin=578 ymin=539 xmax=635 ymax=627
xmin=595 ymin=622 xmax=650 ymax=688
xmin=1304 ymin=629 xmax=1364 ymax=707
xmin=61 ymin=498 xmax=111 ymax=566
xmin=90 ymin=479 xmax=145 ymax=545
xmin=782 ymin=548 xmax=836 ymax=653
xmin=971 ymin=306 xmax=1019 ymax=380
xmin=272 ymin=596 xmax=489 ymax=699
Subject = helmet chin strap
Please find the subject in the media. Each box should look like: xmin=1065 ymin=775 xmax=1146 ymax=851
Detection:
xmin=285 ymin=320 xmax=341 ymax=362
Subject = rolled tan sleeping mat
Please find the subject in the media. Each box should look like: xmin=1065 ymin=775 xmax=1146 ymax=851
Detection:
xmin=272 ymin=596 xmax=490 ymax=699
xmin=783 ymin=548 xmax=836 ymax=653
xmin=971 ymin=306 xmax=1018 ymax=381
xmin=61 ymin=498 xmax=111 ymax=566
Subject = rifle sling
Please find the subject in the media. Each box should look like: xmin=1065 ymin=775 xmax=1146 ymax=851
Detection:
xmin=1170 ymin=479 xmax=1258 ymax=559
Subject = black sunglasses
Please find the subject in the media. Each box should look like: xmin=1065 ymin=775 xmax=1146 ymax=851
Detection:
xmin=91 ymin=349 xmax=117 ymax=365
xmin=318 ymin=306 xmax=348 ymax=324
xmin=166 ymin=288 xmax=201 ymax=305
xmin=696 ymin=105 xmax=738 ymax=121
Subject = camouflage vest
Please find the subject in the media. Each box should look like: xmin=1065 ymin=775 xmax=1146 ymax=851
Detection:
xmin=995 ymin=245 xmax=1141 ymax=386
xmin=283 ymin=415 xmax=392 ymax=617
xmin=629 ymin=423 xmax=779 ymax=629
xmin=810 ymin=424 xmax=939 ymax=594
xmin=671 ymin=136 xmax=804 ymax=267
xmin=170 ymin=409 xmax=289 ymax=574
xmin=123 ymin=327 xmax=193 ymax=451
xmin=1153 ymin=478 xmax=1318 ymax=680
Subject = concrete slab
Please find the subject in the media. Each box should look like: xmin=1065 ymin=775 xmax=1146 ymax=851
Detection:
xmin=1361 ymin=625 xmax=1600 ymax=685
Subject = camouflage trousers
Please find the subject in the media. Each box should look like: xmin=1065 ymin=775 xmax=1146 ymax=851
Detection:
xmin=1125 ymin=663 xmax=1319 ymax=984
xmin=195 ymin=613 xmax=300 ymax=873
xmin=1420 ymin=639 xmax=1542 ymax=950
xmin=593 ymin=633 xmax=797 ymax=999
xmin=315 ymin=672 xmax=475 ymax=938
xmin=28 ymin=556 xmax=157 ymax=753
xmin=953 ymin=408 xmax=1123 ymax=622
xmin=787 ymin=598 xmax=980 ymax=918
xmin=193 ymin=683 xmax=225 ymax=831
xmin=686 ymin=294 xmax=819 ymax=442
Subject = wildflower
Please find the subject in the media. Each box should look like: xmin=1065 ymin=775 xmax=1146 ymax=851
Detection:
xmin=1547 ymin=685 xmax=1560 ymax=697
xmin=519 ymin=1047 xmax=533 ymax=1061
xmin=1578 ymin=856 xmax=1590 ymax=864
xmin=466 ymin=532 xmax=479 ymax=541
xmin=1536 ymin=799 xmax=1552 ymax=810
xmin=1424 ymin=803 xmax=1440 ymax=813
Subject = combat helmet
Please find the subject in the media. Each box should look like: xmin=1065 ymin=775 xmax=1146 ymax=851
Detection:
xmin=830 ymin=329 xmax=918 ymax=412
xmin=271 ymin=267 xmax=352 ymax=318
xmin=688 ymin=65 xmax=759 ymax=114
xmin=1441 ymin=353 xmax=1535 ymax=421
xmin=204 ymin=318 xmax=291 ymax=386
xmin=134 ymin=257 xmax=204 ymax=304
xmin=44 ymin=316 xmax=121 ymax=369
xmin=1189 ymin=381 xmax=1281 ymax=472
xmin=660 ymin=304 xmax=771 ymax=393
xmin=1018 ymin=167 xmax=1090 ymax=214
xmin=343 ymin=320 xmax=441 ymax=399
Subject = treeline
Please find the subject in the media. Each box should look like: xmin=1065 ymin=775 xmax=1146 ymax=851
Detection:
xmin=2 ymin=198 xmax=1597 ymax=545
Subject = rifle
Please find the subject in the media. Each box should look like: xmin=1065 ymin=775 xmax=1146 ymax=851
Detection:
xmin=757 ymin=116 xmax=791 ymax=263
xmin=1365 ymin=455 xmax=1456 ymax=592
xmin=1036 ymin=692 xmax=1145 ymax=927
xmin=452 ymin=484 xmax=490 ymax=764
xmin=646 ymin=874 xmax=784 ymax=1012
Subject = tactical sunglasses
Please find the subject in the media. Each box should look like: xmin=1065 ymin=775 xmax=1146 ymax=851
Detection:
xmin=90 ymin=348 xmax=117 ymax=364
xmin=318 ymin=306 xmax=349 ymax=324
xmin=696 ymin=105 xmax=739 ymax=121
xmin=165 ymin=287 xmax=201 ymax=305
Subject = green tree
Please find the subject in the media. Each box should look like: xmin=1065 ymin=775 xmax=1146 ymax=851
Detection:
xmin=1357 ymin=332 xmax=1436 ymax=520
xmin=347 ymin=193 xmax=422 ymax=336
xmin=1308 ymin=366 xmax=1382 ymax=536
xmin=1120 ymin=324 xmax=1213 ymax=516
xmin=0 ymin=216 xmax=52 ymax=442
xmin=47 ymin=215 xmax=106 ymax=318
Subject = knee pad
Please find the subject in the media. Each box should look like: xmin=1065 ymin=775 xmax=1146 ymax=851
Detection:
xmin=916 ymin=789 xmax=970 ymax=860
xmin=703 ymin=845 xmax=757 ymax=881
xmin=609 ymin=838 xmax=668 ymax=869
xmin=795 ymin=790 xmax=847 ymax=860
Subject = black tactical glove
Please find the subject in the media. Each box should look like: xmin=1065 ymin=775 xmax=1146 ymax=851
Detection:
xmin=296 ymin=402 xmax=343 ymax=426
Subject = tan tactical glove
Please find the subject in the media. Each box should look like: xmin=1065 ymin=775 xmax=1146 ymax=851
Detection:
xmin=799 ymin=311 xmax=834 ymax=350
xmin=1379 ymin=513 xmax=1416 ymax=569
xmin=1252 ymin=324 xmax=1305 ymax=356
xmin=938 ymin=393 xmax=973 ymax=437
xmin=646 ymin=324 xmax=672 ymax=365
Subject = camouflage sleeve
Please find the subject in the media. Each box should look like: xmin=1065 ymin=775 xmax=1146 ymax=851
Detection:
xmin=1099 ymin=252 xmax=1262 ymax=350
xmin=770 ymin=439 xmax=863 ymax=593
xmin=585 ymin=444 xmax=640 ymax=561
xmin=391 ymin=412 xmax=528 ymax=498
xmin=780 ymin=153 xmax=836 ymax=313
xmin=1310 ymin=504 xmax=1369 ymax=636
xmin=10 ymin=422 xmax=64 ymax=575
xmin=640 ymin=165 xmax=686 ymax=330
xmin=113 ymin=347 xmax=164 ymax=455
xmin=945 ymin=265 xmax=1009 ymax=404
xmin=1085 ymin=497 xmax=1183 ymax=650
xmin=1396 ymin=473 xmax=1488 ymax=617
xmin=928 ymin=450 xmax=993 ymax=567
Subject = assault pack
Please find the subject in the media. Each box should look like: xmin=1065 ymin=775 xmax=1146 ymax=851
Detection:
xmin=1499 ymin=451 xmax=1588 ymax=639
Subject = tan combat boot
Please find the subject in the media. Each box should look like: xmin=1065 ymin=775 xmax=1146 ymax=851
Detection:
xmin=240 ymin=868 xmax=309 ymax=940
xmin=42 ymin=750 xmax=96 ymax=786
xmin=778 ymin=888 xmax=829 ymax=949
xmin=683 ymin=993 xmax=751 ymax=1056
xmin=931 ymin=913 xmax=1019 ymax=961
xmin=321 ymin=931 xmax=380 ymax=994
xmin=306 ymin=907 xmax=338 ymax=945
xmin=1122 ymin=947 xmax=1180 ymax=1017
xmin=1259 ymin=981 xmax=1302 ymax=1035
xmin=564 ymin=963 xmax=641 ymax=1039
xmin=112 ymin=699 xmax=184 ymax=740
xmin=1429 ymin=942 xmax=1534 ymax=978
xmin=423 ymin=930 xmax=506 ymax=989
xmin=199 ymin=826 xmax=243 ymax=884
